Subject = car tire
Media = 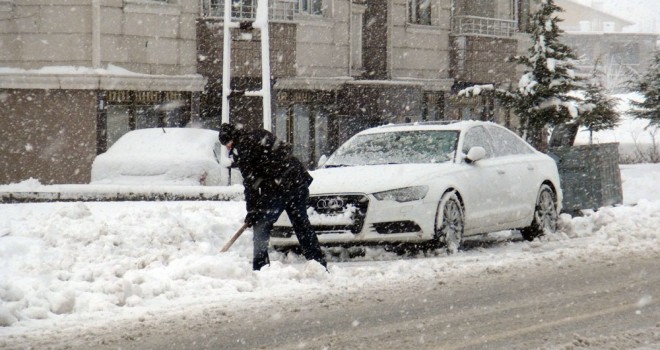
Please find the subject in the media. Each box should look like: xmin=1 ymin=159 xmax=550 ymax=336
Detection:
xmin=521 ymin=184 xmax=558 ymax=241
xmin=434 ymin=191 xmax=464 ymax=254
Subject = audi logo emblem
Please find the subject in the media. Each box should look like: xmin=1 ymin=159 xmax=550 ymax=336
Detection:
xmin=316 ymin=198 xmax=344 ymax=209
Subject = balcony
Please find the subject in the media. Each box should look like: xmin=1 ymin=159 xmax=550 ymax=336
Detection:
xmin=452 ymin=16 xmax=517 ymax=38
xmin=200 ymin=0 xmax=320 ymax=21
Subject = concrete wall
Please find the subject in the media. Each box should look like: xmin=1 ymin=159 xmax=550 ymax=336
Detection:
xmin=451 ymin=36 xmax=518 ymax=84
xmin=0 ymin=89 xmax=97 ymax=184
xmin=0 ymin=0 xmax=198 ymax=74
xmin=197 ymin=21 xmax=296 ymax=78
xmin=555 ymin=0 xmax=632 ymax=33
xmin=453 ymin=0 xmax=515 ymax=19
xmin=562 ymin=33 xmax=658 ymax=69
xmin=0 ymin=0 xmax=93 ymax=68
xmin=390 ymin=0 xmax=452 ymax=80
xmin=295 ymin=0 xmax=350 ymax=77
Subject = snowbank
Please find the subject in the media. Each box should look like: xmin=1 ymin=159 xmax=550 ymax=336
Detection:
xmin=0 ymin=165 xmax=658 ymax=333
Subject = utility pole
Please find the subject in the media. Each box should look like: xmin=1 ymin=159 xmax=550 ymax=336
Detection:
xmin=245 ymin=0 xmax=272 ymax=131
xmin=220 ymin=0 xmax=272 ymax=184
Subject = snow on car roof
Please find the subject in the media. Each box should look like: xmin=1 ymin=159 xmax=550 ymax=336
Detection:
xmin=91 ymin=128 xmax=223 ymax=186
xmin=105 ymin=128 xmax=219 ymax=157
xmin=359 ymin=120 xmax=495 ymax=134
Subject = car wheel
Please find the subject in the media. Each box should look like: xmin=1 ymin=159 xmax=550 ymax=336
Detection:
xmin=521 ymin=184 xmax=558 ymax=241
xmin=435 ymin=191 xmax=464 ymax=254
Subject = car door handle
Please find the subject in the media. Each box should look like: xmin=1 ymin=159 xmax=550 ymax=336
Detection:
xmin=527 ymin=165 xmax=535 ymax=171
xmin=497 ymin=169 xmax=506 ymax=175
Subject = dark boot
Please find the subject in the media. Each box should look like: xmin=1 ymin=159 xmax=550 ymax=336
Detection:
xmin=253 ymin=240 xmax=270 ymax=271
xmin=253 ymin=255 xmax=270 ymax=271
xmin=316 ymin=255 xmax=328 ymax=270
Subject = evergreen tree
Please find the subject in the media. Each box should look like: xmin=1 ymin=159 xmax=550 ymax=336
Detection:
xmin=630 ymin=51 xmax=660 ymax=126
xmin=460 ymin=0 xmax=583 ymax=151
xmin=509 ymin=0 xmax=582 ymax=150
xmin=577 ymin=68 xmax=620 ymax=143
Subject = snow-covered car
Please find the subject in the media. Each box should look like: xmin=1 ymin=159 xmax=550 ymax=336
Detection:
xmin=91 ymin=128 xmax=226 ymax=186
xmin=271 ymin=121 xmax=562 ymax=252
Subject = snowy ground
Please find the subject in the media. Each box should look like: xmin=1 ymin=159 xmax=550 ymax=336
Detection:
xmin=0 ymin=164 xmax=659 ymax=341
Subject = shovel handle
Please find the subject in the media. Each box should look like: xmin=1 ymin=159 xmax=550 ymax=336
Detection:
xmin=220 ymin=223 xmax=250 ymax=252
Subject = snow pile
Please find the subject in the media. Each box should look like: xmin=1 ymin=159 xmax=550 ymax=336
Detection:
xmin=0 ymin=64 xmax=198 ymax=77
xmin=0 ymin=165 xmax=658 ymax=332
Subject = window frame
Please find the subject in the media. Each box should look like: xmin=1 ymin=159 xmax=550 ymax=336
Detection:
xmin=98 ymin=90 xmax=191 ymax=153
xmin=200 ymin=0 xmax=329 ymax=20
xmin=408 ymin=0 xmax=432 ymax=26
xmin=486 ymin=125 xmax=534 ymax=157
xmin=0 ymin=0 xmax=13 ymax=12
xmin=461 ymin=126 xmax=495 ymax=159
xmin=123 ymin=0 xmax=181 ymax=15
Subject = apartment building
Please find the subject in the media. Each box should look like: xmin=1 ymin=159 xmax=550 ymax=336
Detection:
xmin=556 ymin=0 xmax=659 ymax=91
xmin=1 ymin=0 xmax=528 ymax=184
xmin=198 ymin=0 xmax=529 ymax=167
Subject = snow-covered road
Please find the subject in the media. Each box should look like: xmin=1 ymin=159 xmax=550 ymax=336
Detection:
xmin=1 ymin=164 xmax=659 ymax=349
xmin=69 ymin=251 xmax=658 ymax=350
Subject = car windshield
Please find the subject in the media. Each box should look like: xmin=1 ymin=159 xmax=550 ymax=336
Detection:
xmin=325 ymin=130 xmax=459 ymax=166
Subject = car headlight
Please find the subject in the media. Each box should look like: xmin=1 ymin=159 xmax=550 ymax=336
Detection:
xmin=373 ymin=186 xmax=429 ymax=202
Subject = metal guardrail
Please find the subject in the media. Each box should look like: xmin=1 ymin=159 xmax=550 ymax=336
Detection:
xmin=452 ymin=16 xmax=517 ymax=37
xmin=0 ymin=186 xmax=244 ymax=203
xmin=200 ymin=0 xmax=319 ymax=21
xmin=0 ymin=191 xmax=242 ymax=203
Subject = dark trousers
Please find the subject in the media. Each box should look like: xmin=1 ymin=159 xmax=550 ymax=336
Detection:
xmin=252 ymin=186 xmax=326 ymax=271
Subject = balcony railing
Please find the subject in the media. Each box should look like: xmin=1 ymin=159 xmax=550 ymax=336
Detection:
xmin=200 ymin=0 xmax=320 ymax=21
xmin=452 ymin=16 xmax=517 ymax=37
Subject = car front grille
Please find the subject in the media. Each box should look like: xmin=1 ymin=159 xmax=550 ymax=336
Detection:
xmin=271 ymin=194 xmax=369 ymax=238
xmin=309 ymin=194 xmax=369 ymax=234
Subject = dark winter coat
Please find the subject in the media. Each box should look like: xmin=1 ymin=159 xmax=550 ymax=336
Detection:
xmin=229 ymin=128 xmax=313 ymax=213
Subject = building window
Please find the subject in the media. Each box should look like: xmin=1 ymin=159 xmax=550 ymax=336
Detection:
xmin=300 ymin=0 xmax=323 ymax=15
xmin=423 ymin=92 xmax=445 ymax=121
xmin=274 ymin=103 xmax=331 ymax=168
xmin=99 ymin=91 xmax=190 ymax=152
xmin=351 ymin=3 xmax=366 ymax=74
xmin=201 ymin=0 xmax=324 ymax=20
xmin=275 ymin=104 xmax=312 ymax=167
xmin=0 ymin=0 xmax=13 ymax=12
xmin=517 ymin=0 xmax=529 ymax=31
xmin=452 ymin=0 xmax=518 ymax=37
xmin=409 ymin=0 xmax=431 ymax=25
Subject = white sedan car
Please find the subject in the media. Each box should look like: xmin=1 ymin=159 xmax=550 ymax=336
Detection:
xmin=271 ymin=121 xmax=562 ymax=252
xmin=91 ymin=128 xmax=227 ymax=186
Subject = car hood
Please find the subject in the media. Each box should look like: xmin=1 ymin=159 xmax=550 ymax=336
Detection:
xmin=309 ymin=163 xmax=456 ymax=194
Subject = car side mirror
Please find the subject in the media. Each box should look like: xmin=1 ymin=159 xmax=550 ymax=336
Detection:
xmin=466 ymin=146 xmax=486 ymax=163
xmin=317 ymin=154 xmax=328 ymax=168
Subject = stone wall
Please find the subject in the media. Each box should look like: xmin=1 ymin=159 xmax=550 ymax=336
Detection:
xmin=0 ymin=89 xmax=97 ymax=184
xmin=0 ymin=0 xmax=199 ymax=75
xmin=451 ymin=36 xmax=517 ymax=84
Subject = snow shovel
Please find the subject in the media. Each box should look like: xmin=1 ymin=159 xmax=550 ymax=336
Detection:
xmin=220 ymin=223 xmax=250 ymax=252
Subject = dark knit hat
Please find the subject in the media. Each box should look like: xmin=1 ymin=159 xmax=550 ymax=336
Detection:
xmin=218 ymin=123 xmax=236 ymax=145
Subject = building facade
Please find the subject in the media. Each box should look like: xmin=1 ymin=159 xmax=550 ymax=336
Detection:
xmin=556 ymin=0 xmax=659 ymax=91
xmin=0 ymin=0 xmax=205 ymax=184
xmin=198 ymin=0 xmax=529 ymax=168
xmin=1 ymin=0 xmax=529 ymax=184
